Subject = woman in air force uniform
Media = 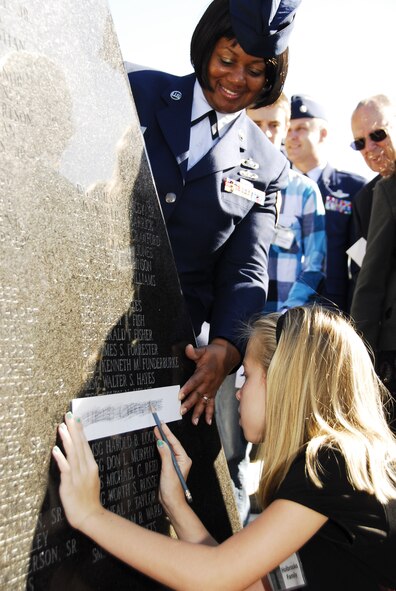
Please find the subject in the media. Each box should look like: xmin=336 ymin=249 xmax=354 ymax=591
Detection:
xmin=128 ymin=0 xmax=301 ymax=426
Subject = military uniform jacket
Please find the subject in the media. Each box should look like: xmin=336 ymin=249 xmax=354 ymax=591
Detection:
xmin=128 ymin=69 xmax=289 ymax=351
xmin=317 ymin=164 xmax=366 ymax=312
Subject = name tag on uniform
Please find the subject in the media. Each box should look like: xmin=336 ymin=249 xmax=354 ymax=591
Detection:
xmin=267 ymin=552 xmax=307 ymax=590
xmin=325 ymin=194 xmax=352 ymax=215
xmin=223 ymin=177 xmax=266 ymax=205
xmin=272 ymin=225 xmax=295 ymax=249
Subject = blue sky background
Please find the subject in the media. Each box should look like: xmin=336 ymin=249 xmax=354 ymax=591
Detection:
xmin=108 ymin=0 xmax=396 ymax=179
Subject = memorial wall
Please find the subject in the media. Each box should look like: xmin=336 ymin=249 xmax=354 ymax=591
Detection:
xmin=0 ymin=2 xmax=239 ymax=589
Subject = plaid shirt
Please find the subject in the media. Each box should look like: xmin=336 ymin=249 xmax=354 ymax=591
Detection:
xmin=264 ymin=169 xmax=326 ymax=312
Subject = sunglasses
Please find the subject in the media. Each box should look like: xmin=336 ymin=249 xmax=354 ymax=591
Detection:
xmin=350 ymin=129 xmax=388 ymax=151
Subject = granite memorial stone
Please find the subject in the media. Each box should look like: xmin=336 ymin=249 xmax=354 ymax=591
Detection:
xmin=0 ymin=2 xmax=240 ymax=590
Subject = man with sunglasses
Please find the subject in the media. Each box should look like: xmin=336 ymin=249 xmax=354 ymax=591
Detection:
xmin=350 ymin=95 xmax=396 ymax=245
xmin=350 ymin=95 xmax=396 ymax=430
xmin=285 ymin=95 xmax=366 ymax=313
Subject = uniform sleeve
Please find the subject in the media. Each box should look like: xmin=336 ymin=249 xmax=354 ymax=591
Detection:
xmin=209 ymin=188 xmax=279 ymax=352
xmin=207 ymin=130 xmax=290 ymax=353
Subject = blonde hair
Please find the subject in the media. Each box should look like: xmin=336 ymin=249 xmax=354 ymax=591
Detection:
xmin=247 ymin=306 xmax=396 ymax=507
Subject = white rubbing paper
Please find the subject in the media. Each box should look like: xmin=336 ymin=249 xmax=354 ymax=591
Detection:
xmin=72 ymin=385 xmax=180 ymax=441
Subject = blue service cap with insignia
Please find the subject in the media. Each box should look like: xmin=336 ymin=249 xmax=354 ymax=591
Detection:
xmin=290 ymin=94 xmax=327 ymax=120
xmin=229 ymin=0 xmax=302 ymax=58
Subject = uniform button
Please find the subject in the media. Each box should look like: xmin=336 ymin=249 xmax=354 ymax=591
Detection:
xmin=165 ymin=192 xmax=177 ymax=203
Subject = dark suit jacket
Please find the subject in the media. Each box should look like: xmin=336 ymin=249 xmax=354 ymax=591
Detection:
xmin=316 ymin=164 xmax=366 ymax=312
xmin=351 ymin=175 xmax=396 ymax=353
xmin=129 ymin=69 xmax=289 ymax=352
xmin=352 ymin=175 xmax=381 ymax=241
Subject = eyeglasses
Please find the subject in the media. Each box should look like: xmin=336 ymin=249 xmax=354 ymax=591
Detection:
xmin=350 ymin=129 xmax=388 ymax=151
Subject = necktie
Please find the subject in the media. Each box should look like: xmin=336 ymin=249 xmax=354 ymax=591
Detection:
xmin=191 ymin=110 xmax=219 ymax=140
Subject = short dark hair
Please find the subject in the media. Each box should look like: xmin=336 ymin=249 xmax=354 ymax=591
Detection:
xmin=190 ymin=0 xmax=288 ymax=109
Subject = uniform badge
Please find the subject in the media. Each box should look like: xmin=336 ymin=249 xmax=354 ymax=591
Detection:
xmin=331 ymin=189 xmax=350 ymax=198
xmin=240 ymin=158 xmax=259 ymax=170
xmin=170 ymin=90 xmax=182 ymax=100
xmin=238 ymin=169 xmax=258 ymax=181
xmin=325 ymin=195 xmax=352 ymax=215
xmin=223 ymin=177 xmax=265 ymax=205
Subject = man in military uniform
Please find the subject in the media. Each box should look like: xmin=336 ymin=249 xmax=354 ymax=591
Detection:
xmin=285 ymin=95 xmax=366 ymax=313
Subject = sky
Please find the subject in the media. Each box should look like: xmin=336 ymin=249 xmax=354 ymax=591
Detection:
xmin=107 ymin=0 xmax=396 ymax=179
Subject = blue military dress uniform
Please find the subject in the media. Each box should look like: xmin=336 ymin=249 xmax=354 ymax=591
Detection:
xmin=290 ymin=95 xmax=367 ymax=314
xmin=129 ymin=0 xmax=302 ymax=527
xmin=316 ymin=164 xmax=366 ymax=312
xmin=129 ymin=69 xmax=289 ymax=351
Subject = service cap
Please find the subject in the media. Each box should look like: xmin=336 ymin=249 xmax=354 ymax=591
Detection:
xmin=290 ymin=94 xmax=328 ymax=120
xmin=229 ymin=0 xmax=302 ymax=58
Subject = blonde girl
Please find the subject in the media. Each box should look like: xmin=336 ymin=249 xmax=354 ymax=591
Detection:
xmin=53 ymin=306 xmax=396 ymax=590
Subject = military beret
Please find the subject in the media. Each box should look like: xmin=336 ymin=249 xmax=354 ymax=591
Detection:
xmin=290 ymin=94 xmax=328 ymax=120
xmin=229 ymin=0 xmax=302 ymax=58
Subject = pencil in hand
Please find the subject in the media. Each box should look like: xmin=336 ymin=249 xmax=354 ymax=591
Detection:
xmin=150 ymin=403 xmax=193 ymax=504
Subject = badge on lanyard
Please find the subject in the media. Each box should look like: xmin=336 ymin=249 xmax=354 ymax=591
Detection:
xmin=272 ymin=225 xmax=295 ymax=249
xmin=223 ymin=177 xmax=266 ymax=205
xmin=267 ymin=552 xmax=307 ymax=590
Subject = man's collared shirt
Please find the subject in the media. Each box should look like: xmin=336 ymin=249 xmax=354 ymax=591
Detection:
xmin=293 ymin=163 xmax=326 ymax=184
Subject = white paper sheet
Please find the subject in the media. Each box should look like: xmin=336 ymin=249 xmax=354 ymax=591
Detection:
xmin=346 ymin=237 xmax=367 ymax=267
xmin=72 ymin=385 xmax=180 ymax=441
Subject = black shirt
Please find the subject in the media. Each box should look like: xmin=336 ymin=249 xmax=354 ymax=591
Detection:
xmin=271 ymin=447 xmax=396 ymax=590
